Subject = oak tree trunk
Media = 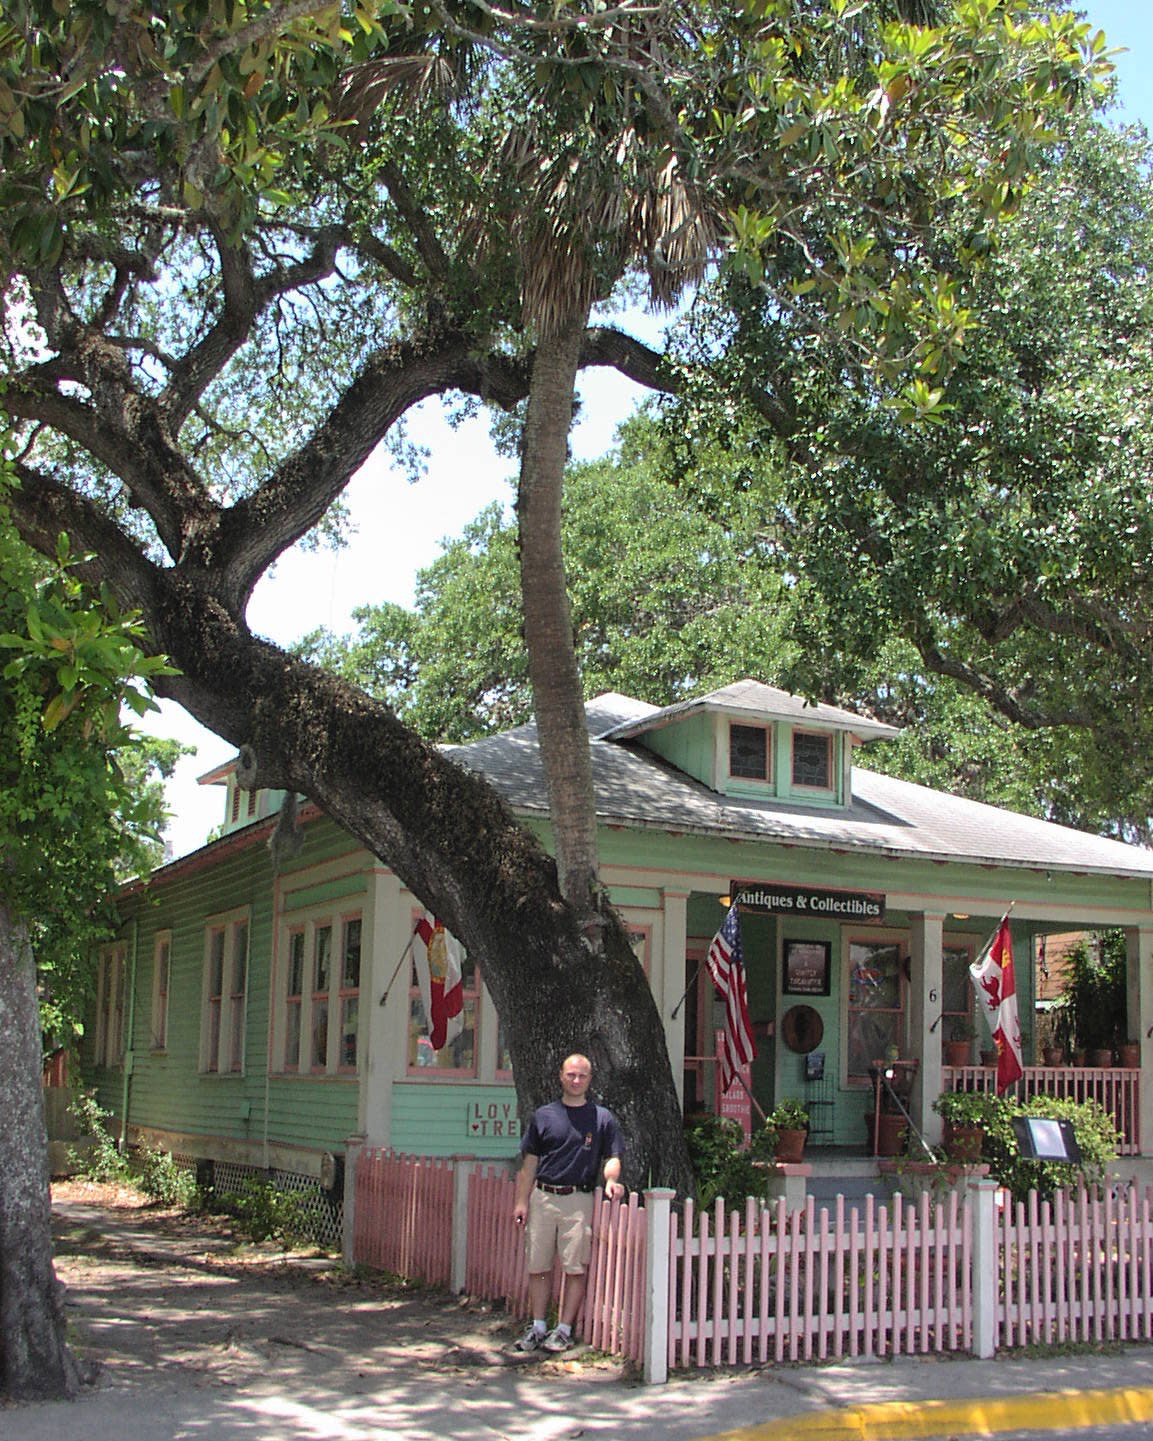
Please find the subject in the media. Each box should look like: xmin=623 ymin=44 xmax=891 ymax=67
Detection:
xmin=145 ymin=586 xmax=694 ymax=1193
xmin=0 ymin=903 xmax=82 ymax=1400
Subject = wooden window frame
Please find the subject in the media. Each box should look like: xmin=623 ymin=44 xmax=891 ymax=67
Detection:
xmin=791 ymin=728 xmax=833 ymax=792
xmin=151 ymin=930 xmax=172 ymax=1051
xmin=728 ymin=720 xmax=773 ymax=784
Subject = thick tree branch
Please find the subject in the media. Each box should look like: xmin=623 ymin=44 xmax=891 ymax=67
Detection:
xmin=7 ymin=461 xmax=166 ymax=617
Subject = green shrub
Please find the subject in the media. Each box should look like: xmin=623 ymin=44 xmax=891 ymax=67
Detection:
xmin=981 ymin=1094 xmax=1119 ymax=1202
xmin=68 ymin=1090 xmax=128 ymax=1182
xmin=684 ymin=1114 xmax=777 ymax=1209
xmin=133 ymin=1144 xmax=199 ymax=1208
xmin=214 ymin=1178 xmax=313 ymax=1246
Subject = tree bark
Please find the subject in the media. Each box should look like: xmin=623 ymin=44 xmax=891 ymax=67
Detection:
xmin=517 ymin=313 xmax=602 ymax=915
xmin=0 ymin=904 xmax=83 ymax=1400
xmin=139 ymin=583 xmax=695 ymax=1194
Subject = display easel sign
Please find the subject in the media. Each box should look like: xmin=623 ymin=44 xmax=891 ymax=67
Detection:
xmin=716 ymin=1028 xmax=753 ymax=1142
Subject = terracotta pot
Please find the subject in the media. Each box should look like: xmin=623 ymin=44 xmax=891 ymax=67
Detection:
xmin=1041 ymin=1045 xmax=1065 ymax=1067
xmin=980 ymin=1050 xmax=997 ymax=1068
xmin=873 ymin=1112 xmax=907 ymax=1157
xmin=775 ymin=1127 xmax=807 ymax=1164
xmin=1091 ymin=1047 xmax=1115 ymax=1068
xmin=1119 ymin=1043 xmax=1141 ymax=1069
xmin=943 ymin=1122 xmax=984 ymax=1164
xmin=943 ymin=1041 xmax=971 ymax=1067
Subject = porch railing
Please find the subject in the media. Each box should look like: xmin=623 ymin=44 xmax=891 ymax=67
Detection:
xmin=942 ymin=1064 xmax=1140 ymax=1155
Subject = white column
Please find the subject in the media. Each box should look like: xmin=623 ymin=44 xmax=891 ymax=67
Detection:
xmin=968 ymin=1176 xmax=998 ymax=1358
xmin=641 ymin=1188 xmax=674 ymax=1384
xmin=1126 ymin=926 xmax=1153 ymax=1155
xmin=661 ymin=891 xmax=690 ymax=1108
xmin=363 ymin=869 xmax=402 ymax=1145
xmin=909 ymin=911 xmax=945 ymax=1146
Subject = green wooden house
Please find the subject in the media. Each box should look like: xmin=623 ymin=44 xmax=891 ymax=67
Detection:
xmin=82 ymin=680 xmax=1153 ymax=1221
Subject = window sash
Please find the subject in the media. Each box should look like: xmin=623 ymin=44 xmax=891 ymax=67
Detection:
xmin=792 ymin=730 xmax=832 ymax=789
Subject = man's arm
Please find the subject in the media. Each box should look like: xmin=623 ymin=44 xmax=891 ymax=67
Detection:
xmin=513 ymin=1151 xmax=538 ymax=1225
xmin=602 ymin=1153 xmax=623 ymax=1201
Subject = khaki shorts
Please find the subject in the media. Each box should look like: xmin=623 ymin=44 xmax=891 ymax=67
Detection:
xmin=525 ymin=1187 xmax=593 ymax=1274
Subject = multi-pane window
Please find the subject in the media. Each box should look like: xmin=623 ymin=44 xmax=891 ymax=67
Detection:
xmin=151 ymin=932 xmax=171 ymax=1050
xmin=792 ymin=730 xmax=832 ymax=789
xmin=205 ymin=927 xmax=225 ymax=1072
xmin=407 ymin=925 xmax=478 ymax=1076
xmin=284 ymin=928 xmax=305 ymax=1071
xmin=311 ymin=923 xmax=332 ymax=1071
xmin=95 ymin=944 xmax=127 ymax=1068
xmin=730 ymin=723 xmax=770 ymax=781
xmin=279 ymin=910 xmax=362 ymax=1077
xmin=228 ymin=921 xmax=248 ymax=1072
xmin=339 ymin=917 xmax=362 ymax=1071
xmin=942 ymin=941 xmax=975 ymax=1046
xmin=201 ymin=914 xmax=249 ymax=1073
xmin=847 ymin=939 xmax=905 ymax=1082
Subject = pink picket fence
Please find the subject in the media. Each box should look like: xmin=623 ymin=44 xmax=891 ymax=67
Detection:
xmin=350 ymin=1150 xmax=1153 ymax=1380
xmin=464 ymin=1162 xmax=649 ymax=1361
xmin=669 ymin=1191 xmax=972 ymax=1370
xmin=998 ymin=1183 xmax=1153 ymax=1348
xmin=353 ymin=1149 xmax=454 ymax=1285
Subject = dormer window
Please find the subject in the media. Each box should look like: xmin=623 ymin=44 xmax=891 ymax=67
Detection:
xmin=792 ymin=730 xmax=832 ymax=790
xmin=730 ymin=723 xmax=771 ymax=782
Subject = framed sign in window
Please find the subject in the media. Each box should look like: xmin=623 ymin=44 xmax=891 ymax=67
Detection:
xmin=783 ymin=938 xmax=832 ymax=997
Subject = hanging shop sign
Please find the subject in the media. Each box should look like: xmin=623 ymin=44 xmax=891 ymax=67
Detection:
xmin=731 ymin=881 xmax=885 ymax=922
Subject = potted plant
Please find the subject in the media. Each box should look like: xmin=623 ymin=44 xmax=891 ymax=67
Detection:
xmin=769 ymin=1097 xmax=809 ymax=1164
xmin=933 ymin=1090 xmax=999 ymax=1163
xmin=943 ymin=1018 xmax=976 ymax=1067
xmin=1062 ymin=932 xmax=1126 ymax=1070
xmin=1119 ymin=1040 xmax=1141 ymax=1069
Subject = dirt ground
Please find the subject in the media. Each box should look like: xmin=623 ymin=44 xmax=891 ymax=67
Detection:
xmin=47 ymin=1179 xmax=624 ymax=1396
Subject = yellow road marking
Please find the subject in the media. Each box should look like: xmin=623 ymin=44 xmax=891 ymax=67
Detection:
xmin=693 ymin=1384 xmax=1153 ymax=1441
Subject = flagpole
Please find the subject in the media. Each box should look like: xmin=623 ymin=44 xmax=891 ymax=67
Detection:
xmin=670 ymin=960 xmax=703 ymax=1021
xmin=719 ymin=1058 xmax=769 ymax=1125
xmin=378 ymin=925 xmax=419 ymax=1006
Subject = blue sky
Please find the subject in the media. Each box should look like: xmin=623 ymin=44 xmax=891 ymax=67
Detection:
xmin=1084 ymin=3 xmax=1153 ymax=127
xmin=146 ymin=5 xmax=1153 ymax=857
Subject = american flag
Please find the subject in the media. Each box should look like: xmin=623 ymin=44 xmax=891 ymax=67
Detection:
xmin=706 ymin=902 xmax=755 ymax=1096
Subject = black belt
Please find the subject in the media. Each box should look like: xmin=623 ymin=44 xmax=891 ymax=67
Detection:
xmin=536 ymin=1181 xmax=592 ymax=1195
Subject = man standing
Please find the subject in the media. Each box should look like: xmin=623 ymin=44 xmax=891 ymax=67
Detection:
xmin=512 ymin=1053 xmax=624 ymax=1353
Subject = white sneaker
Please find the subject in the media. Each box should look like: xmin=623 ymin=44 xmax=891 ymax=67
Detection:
xmin=541 ymin=1326 xmax=573 ymax=1353
xmin=514 ymin=1323 xmax=546 ymax=1352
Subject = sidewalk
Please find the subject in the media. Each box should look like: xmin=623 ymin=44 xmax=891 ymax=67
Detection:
xmin=5 ymin=1192 xmax=1153 ymax=1441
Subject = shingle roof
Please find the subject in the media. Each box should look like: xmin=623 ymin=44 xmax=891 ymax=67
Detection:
xmin=449 ymin=693 xmax=1153 ymax=881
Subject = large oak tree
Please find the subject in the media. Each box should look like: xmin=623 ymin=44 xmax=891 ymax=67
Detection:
xmin=0 ymin=512 xmax=171 ymax=1399
xmin=0 ymin=0 xmax=1106 ymax=1266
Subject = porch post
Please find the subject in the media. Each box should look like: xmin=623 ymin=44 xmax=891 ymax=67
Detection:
xmin=1126 ymin=926 xmax=1153 ymax=1155
xmin=364 ymin=870 xmax=403 ymax=1145
xmin=642 ymin=1187 xmax=674 ymax=1384
xmin=909 ymin=911 xmax=945 ymax=1146
xmin=968 ymin=1176 xmax=998 ymax=1358
xmin=661 ymin=890 xmax=690 ymax=1108
xmin=342 ymin=1132 xmax=366 ymax=1266
xmin=450 ymin=1154 xmax=476 ymax=1293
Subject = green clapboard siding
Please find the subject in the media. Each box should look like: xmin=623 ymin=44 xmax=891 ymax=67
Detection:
xmin=91 ymin=813 xmax=368 ymax=1160
xmin=391 ymin=1082 xmax=521 ymax=1159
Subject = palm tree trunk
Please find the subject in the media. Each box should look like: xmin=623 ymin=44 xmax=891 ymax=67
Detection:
xmin=0 ymin=903 xmax=82 ymax=1400
xmin=517 ymin=310 xmax=602 ymax=916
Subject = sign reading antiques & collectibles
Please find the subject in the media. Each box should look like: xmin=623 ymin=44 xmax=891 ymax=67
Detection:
xmin=731 ymin=881 xmax=885 ymax=922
